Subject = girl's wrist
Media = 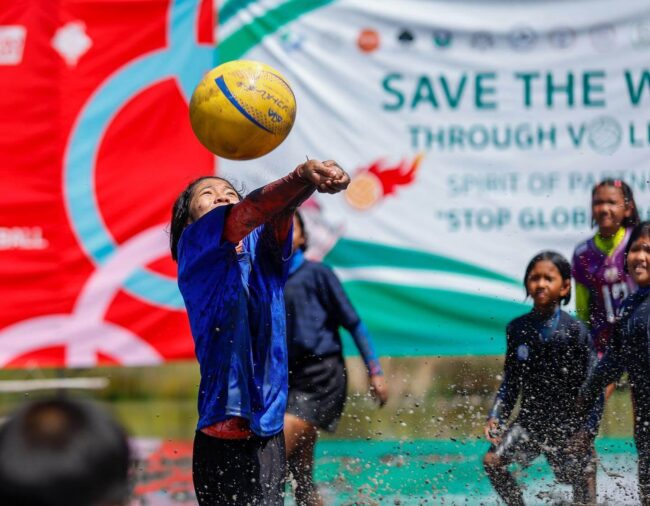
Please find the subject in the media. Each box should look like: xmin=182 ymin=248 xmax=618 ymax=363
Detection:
xmin=293 ymin=163 xmax=311 ymax=184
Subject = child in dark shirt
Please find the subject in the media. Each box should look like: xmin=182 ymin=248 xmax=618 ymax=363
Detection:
xmin=484 ymin=251 xmax=598 ymax=506
xmin=283 ymin=212 xmax=387 ymax=506
xmin=578 ymin=221 xmax=650 ymax=505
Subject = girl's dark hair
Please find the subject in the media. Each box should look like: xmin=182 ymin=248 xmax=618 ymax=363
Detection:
xmin=294 ymin=211 xmax=308 ymax=251
xmin=169 ymin=176 xmax=241 ymax=262
xmin=591 ymin=178 xmax=640 ymax=228
xmin=523 ymin=250 xmax=572 ymax=305
xmin=624 ymin=221 xmax=650 ymax=273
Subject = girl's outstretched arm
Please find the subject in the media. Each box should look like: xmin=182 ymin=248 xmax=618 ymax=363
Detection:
xmin=223 ymin=159 xmax=349 ymax=244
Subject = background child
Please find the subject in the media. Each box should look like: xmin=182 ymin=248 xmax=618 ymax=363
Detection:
xmin=170 ymin=160 xmax=349 ymax=505
xmin=577 ymin=221 xmax=650 ymax=505
xmin=0 ymin=397 xmax=131 ymax=506
xmin=283 ymin=212 xmax=388 ymax=506
xmin=573 ymin=179 xmax=639 ymax=359
xmin=483 ymin=251 xmax=598 ymax=506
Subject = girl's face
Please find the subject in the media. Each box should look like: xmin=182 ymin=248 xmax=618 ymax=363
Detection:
xmin=188 ymin=178 xmax=240 ymax=222
xmin=592 ymin=185 xmax=631 ymax=236
xmin=627 ymin=234 xmax=650 ymax=287
xmin=526 ymin=260 xmax=570 ymax=311
xmin=292 ymin=215 xmax=306 ymax=251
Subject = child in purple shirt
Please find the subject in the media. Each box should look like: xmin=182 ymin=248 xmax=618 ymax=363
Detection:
xmin=572 ymin=179 xmax=639 ymax=356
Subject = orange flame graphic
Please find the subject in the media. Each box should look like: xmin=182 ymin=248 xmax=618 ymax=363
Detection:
xmin=364 ymin=153 xmax=424 ymax=196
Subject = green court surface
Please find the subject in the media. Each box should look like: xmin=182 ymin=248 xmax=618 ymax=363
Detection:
xmin=131 ymin=436 xmax=639 ymax=504
xmin=0 ymin=364 xmax=640 ymax=504
xmin=292 ymin=438 xmax=639 ymax=505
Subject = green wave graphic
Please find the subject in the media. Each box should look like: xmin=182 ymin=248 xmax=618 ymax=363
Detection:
xmin=218 ymin=0 xmax=335 ymax=61
xmin=325 ymin=238 xmax=519 ymax=286
xmin=341 ymin=281 xmax=529 ymax=357
xmin=219 ymin=0 xmax=260 ymax=26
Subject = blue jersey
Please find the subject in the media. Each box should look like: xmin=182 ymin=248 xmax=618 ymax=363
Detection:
xmin=177 ymin=205 xmax=292 ymax=437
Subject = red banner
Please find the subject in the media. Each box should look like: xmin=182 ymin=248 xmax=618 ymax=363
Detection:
xmin=0 ymin=0 xmax=215 ymax=368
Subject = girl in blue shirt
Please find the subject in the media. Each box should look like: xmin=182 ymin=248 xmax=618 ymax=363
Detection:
xmin=170 ymin=159 xmax=349 ymax=505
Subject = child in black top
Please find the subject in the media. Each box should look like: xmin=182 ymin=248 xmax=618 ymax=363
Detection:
xmin=484 ymin=251 xmax=599 ymax=506
xmin=578 ymin=221 xmax=650 ymax=505
xmin=283 ymin=212 xmax=387 ymax=505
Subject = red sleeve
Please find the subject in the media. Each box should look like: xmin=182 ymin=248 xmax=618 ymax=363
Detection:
xmin=223 ymin=168 xmax=315 ymax=244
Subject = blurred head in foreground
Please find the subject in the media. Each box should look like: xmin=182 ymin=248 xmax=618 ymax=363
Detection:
xmin=0 ymin=397 xmax=131 ymax=506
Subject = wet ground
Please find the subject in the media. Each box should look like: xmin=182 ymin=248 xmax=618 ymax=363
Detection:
xmin=131 ymin=437 xmax=640 ymax=505
xmin=0 ymin=358 xmax=640 ymax=504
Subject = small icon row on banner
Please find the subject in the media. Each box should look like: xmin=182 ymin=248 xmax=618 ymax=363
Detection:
xmin=351 ymin=22 xmax=650 ymax=53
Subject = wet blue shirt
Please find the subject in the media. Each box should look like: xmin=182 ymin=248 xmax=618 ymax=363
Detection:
xmin=177 ymin=205 xmax=292 ymax=436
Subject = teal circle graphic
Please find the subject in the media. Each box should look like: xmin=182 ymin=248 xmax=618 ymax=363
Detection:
xmin=64 ymin=0 xmax=214 ymax=309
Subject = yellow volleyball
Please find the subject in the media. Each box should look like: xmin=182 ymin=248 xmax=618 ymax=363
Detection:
xmin=189 ymin=60 xmax=297 ymax=160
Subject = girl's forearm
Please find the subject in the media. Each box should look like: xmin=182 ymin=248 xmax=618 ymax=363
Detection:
xmin=223 ymin=168 xmax=315 ymax=243
xmin=267 ymin=185 xmax=315 ymax=245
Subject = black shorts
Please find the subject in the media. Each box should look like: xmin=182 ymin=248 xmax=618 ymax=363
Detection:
xmin=491 ymin=424 xmax=595 ymax=484
xmin=287 ymin=354 xmax=347 ymax=432
xmin=192 ymin=430 xmax=285 ymax=505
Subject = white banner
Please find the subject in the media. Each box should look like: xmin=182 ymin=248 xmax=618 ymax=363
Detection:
xmin=216 ymin=0 xmax=650 ymax=355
